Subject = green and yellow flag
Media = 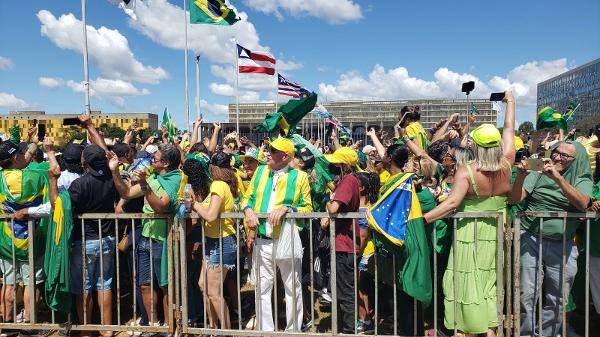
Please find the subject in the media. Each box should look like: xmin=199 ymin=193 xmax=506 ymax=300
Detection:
xmin=537 ymin=106 xmax=567 ymax=132
xmin=44 ymin=191 xmax=73 ymax=313
xmin=161 ymin=107 xmax=176 ymax=142
xmin=190 ymin=0 xmax=240 ymax=25
xmin=255 ymin=92 xmax=317 ymax=136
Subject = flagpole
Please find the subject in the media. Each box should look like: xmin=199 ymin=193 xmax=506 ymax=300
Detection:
xmin=195 ymin=54 xmax=202 ymax=141
xmin=81 ymin=0 xmax=91 ymax=114
xmin=183 ymin=0 xmax=191 ymax=132
xmin=234 ymin=38 xmax=240 ymax=134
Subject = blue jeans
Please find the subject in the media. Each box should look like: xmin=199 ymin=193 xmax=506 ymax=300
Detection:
xmin=520 ymin=229 xmax=578 ymax=337
xmin=204 ymin=235 xmax=237 ymax=269
xmin=71 ymin=236 xmax=116 ymax=293
xmin=136 ymin=236 xmax=164 ymax=287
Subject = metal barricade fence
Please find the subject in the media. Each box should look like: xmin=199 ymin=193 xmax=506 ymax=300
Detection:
xmin=512 ymin=211 xmax=599 ymax=337
xmin=0 ymin=211 xmax=596 ymax=336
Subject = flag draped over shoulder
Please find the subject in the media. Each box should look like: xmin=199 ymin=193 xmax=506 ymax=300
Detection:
xmin=537 ymin=106 xmax=568 ymax=132
xmin=190 ymin=0 xmax=239 ymax=25
xmin=366 ymin=173 xmax=432 ymax=302
xmin=256 ymin=92 xmax=317 ymax=135
xmin=0 ymin=170 xmax=49 ymax=261
xmin=161 ymin=108 xmax=176 ymax=142
xmin=44 ymin=190 xmax=73 ymax=312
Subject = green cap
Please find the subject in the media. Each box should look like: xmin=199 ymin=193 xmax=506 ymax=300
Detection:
xmin=470 ymin=124 xmax=501 ymax=148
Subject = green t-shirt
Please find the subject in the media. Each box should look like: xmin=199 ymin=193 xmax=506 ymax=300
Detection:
xmin=520 ymin=172 xmax=593 ymax=240
xmin=142 ymin=175 xmax=168 ymax=241
xmin=27 ymin=161 xmax=50 ymax=171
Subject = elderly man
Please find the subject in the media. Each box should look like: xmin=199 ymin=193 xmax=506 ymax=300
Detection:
xmin=242 ymin=137 xmax=312 ymax=332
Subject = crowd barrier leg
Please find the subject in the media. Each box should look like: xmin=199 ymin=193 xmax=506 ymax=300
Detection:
xmin=513 ymin=215 xmax=521 ymax=337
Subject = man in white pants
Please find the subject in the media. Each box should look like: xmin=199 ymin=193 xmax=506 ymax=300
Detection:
xmin=242 ymin=138 xmax=312 ymax=331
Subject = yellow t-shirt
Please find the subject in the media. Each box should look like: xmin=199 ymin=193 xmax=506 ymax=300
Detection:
xmin=202 ymin=180 xmax=236 ymax=239
xmin=584 ymin=136 xmax=599 ymax=174
xmin=405 ymin=121 xmax=429 ymax=150
xmin=236 ymin=169 xmax=246 ymax=196
xmin=379 ymin=170 xmax=390 ymax=187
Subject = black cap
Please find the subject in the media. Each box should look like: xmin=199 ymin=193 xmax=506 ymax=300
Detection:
xmin=113 ymin=143 xmax=131 ymax=158
xmin=63 ymin=143 xmax=84 ymax=163
xmin=0 ymin=141 xmax=20 ymax=161
xmin=82 ymin=144 xmax=108 ymax=176
xmin=210 ymin=151 xmax=232 ymax=168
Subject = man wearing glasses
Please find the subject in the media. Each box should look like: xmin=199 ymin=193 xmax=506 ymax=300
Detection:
xmin=242 ymin=137 xmax=312 ymax=332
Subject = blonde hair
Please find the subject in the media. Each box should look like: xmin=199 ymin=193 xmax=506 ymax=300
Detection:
xmin=454 ymin=147 xmax=474 ymax=167
xmin=417 ymin=157 xmax=436 ymax=179
xmin=473 ymin=143 xmax=504 ymax=172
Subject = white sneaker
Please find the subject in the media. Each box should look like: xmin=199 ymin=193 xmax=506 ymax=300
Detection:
xmin=15 ymin=309 xmax=25 ymax=323
xmin=245 ymin=316 xmax=256 ymax=330
xmin=127 ymin=317 xmax=143 ymax=337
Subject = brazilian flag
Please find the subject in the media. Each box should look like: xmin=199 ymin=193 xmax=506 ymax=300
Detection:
xmin=0 ymin=169 xmax=49 ymax=262
xmin=366 ymin=173 xmax=432 ymax=302
xmin=161 ymin=107 xmax=176 ymax=142
xmin=256 ymin=92 xmax=318 ymax=136
xmin=44 ymin=191 xmax=73 ymax=312
xmin=190 ymin=0 xmax=240 ymax=25
xmin=537 ymin=106 xmax=568 ymax=132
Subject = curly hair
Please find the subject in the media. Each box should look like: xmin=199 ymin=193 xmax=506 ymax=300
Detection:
xmin=356 ymin=172 xmax=380 ymax=205
xmin=427 ymin=140 xmax=451 ymax=163
xmin=182 ymin=159 xmax=210 ymax=200
xmin=400 ymin=105 xmax=421 ymax=126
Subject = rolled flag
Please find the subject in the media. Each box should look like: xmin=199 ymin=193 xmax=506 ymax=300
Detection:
xmin=109 ymin=0 xmax=137 ymax=20
xmin=536 ymin=106 xmax=567 ymax=132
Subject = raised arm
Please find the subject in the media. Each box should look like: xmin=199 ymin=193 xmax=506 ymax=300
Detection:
xmin=501 ymin=90 xmax=516 ymax=164
xmin=189 ymin=118 xmax=202 ymax=150
xmin=208 ymin=122 xmax=221 ymax=154
xmin=432 ymin=113 xmax=459 ymax=143
xmin=423 ymin=166 xmax=469 ymax=223
xmin=367 ymin=128 xmax=386 ymax=159
xmin=80 ymin=114 xmax=108 ymax=152
xmin=108 ymin=151 xmax=143 ymax=200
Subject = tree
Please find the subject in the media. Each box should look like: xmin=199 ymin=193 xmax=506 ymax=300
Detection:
xmin=65 ymin=127 xmax=86 ymax=144
xmin=518 ymin=121 xmax=534 ymax=136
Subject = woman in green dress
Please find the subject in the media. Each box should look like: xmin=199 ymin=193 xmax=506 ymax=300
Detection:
xmin=423 ymin=91 xmax=516 ymax=337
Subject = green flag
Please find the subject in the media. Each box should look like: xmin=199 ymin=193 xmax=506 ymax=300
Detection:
xmin=190 ymin=0 xmax=239 ymax=25
xmin=537 ymin=106 xmax=568 ymax=132
xmin=44 ymin=191 xmax=73 ymax=313
xmin=255 ymin=92 xmax=318 ymax=136
xmin=161 ymin=108 xmax=176 ymax=141
xmin=564 ymin=101 xmax=580 ymax=121
xmin=470 ymin=103 xmax=479 ymax=114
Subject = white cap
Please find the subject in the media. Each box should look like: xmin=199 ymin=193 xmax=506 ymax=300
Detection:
xmin=362 ymin=145 xmax=376 ymax=154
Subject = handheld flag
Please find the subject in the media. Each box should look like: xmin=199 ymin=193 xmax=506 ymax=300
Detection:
xmin=190 ymin=0 xmax=239 ymax=25
xmin=9 ymin=125 xmax=20 ymax=143
xmin=109 ymin=0 xmax=137 ymax=20
xmin=161 ymin=108 xmax=176 ymax=141
xmin=470 ymin=103 xmax=479 ymax=114
xmin=564 ymin=101 xmax=580 ymax=121
xmin=256 ymin=92 xmax=318 ymax=135
xmin=536 ymin=106 xmax=567 ymax=132
xmin=237 ymin=44 xmax=276 ymax=75
xmin=366 ymin=173 xmax=432 ymax=302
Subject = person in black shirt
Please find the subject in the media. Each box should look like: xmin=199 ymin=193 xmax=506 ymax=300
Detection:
xmin=67 ymin=144 xmax=116 ymax=337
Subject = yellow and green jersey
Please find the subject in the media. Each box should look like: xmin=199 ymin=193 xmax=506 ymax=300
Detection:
xmin=241 ymin=165 xmax=312 ymax=238
xmin=406 ymin=121 xmax=429 ymax=151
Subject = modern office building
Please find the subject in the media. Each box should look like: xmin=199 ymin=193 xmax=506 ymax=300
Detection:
xmin=537 ymin=58 xmax=600 ymax=122
xmin=225 ymin=99 xmax=497 ymax=143
xmin=0 ymin=111 xmax=158 ymax=144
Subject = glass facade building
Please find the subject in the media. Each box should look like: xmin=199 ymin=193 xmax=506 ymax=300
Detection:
xmin=537 ymin=58 xmax=600 ymax=122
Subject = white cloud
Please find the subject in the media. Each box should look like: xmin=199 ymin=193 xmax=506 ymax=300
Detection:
xmin=319 ymin=59 xmax=569 ymax=105
xmin=39 ymin=76 xmax=150 ymax=108
xmin=0 ymin=92 xmax=28 ymax=109
xmin=208 ymin=82 xmax=260 ymax=103
xmin=0 ymin=56 xmax=14 ymax=71
xmin=243 ymin=0 xmax=363 ymax=24
xmin=278 ymin=59 xmax=303 ymax=72
xmin=39 ymin=76 xmax=64 ymax=89
xmin=37 ymin=10 xmax=168 ymax=84
xmin=200 ymin=99 xmax=228 ymax=117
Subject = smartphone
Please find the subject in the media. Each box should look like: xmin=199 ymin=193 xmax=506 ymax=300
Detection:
xmin=37 ymin=124 xmax=46 ymax=142
xmin=490 ymin=92 xmax=505 ymax=102
xmin=63 ymin=118 xmax=81 ymax=126
xmin=526 ymin=158 xmax=544 ymax=172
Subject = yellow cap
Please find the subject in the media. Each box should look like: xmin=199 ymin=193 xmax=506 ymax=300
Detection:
xmin=470 ymin=124 xmax=501 ymax=148
xmin=270 ymin=137 xmax=295 ymax=158
xmin=514 ymin=136 xmax=524 ymax=151
xmin=324 ymin=147 xmax=358 ymax=166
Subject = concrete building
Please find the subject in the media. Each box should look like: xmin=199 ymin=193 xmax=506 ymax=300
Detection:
xmin=537 ymin=58 xmax=600 ymax=122
xmin=225 ymin=99 xmax=497 ymax=143
xmin=0 ymin=111 xmax=158 ymax=144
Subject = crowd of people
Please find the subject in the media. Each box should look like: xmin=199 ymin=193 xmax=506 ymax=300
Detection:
xmin=0 ymin=89 xmax=599 ymax=337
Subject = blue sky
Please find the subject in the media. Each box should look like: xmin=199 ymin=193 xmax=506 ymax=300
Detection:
xmin=1 ymin=0 xmax=599 ymax=129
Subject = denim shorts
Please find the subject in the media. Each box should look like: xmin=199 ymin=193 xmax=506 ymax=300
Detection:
xmin=358 ymin=253 xmax=373 ymax=272
xmin=204 ymin=235 xmax=237 ymax=270
xmin=137 ymin=236 xmax=164 ymax=287
xmin=71 ymin=236 xmax=116 ymax=293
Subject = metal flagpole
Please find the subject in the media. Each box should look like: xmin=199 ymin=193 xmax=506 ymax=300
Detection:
xmin=81 ymin=0 xmax=91 ymax=114
xmin=234 ymin=38 xmax=240 ymax=134
xmin=195 ymin=54 xmax=202 ymax=141
xmin=184 ymin=0 xmax=191 ymax=132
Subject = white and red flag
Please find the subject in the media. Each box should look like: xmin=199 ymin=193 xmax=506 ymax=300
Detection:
xmin=237 ymin=44 xmax=276 ymax=75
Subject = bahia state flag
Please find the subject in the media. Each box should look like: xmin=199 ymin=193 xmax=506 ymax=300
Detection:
xmin=366 ymin=173 xmax=432 ymax=302
xmin=190 ymin=0 xmax=240 ymax=25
